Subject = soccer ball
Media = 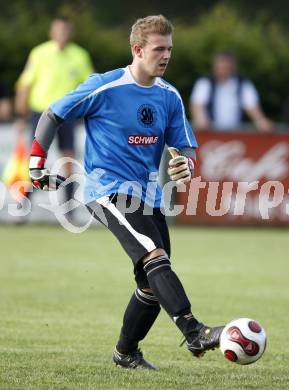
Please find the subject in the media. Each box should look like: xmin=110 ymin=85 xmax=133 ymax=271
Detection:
xmin=220 ymin=318 xmax=266 ymax=365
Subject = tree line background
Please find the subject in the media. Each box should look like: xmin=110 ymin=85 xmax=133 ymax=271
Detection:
xmin=1 ymin=0 xmax=289 ymax=120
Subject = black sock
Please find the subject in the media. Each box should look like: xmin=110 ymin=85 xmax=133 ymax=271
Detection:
xmin=175 ymin=313 xmax=200 ymax=340
xmin=116 ymin=289 xmax=160 ymax=354
xmin=143 ymin=255 xmax=199 ymax=338
xmin=63 ymin=181 xmax=77 ymax=220
xmin=65 ymin=180 xmax=74 ymax=202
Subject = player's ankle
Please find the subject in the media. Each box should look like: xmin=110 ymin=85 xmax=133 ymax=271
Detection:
xmin=116 ymin=337 xmax=138 ymax=355
xmin=175 ymin=312 xmax=200 ymax=340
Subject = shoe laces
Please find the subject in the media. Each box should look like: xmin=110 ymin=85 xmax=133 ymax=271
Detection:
xmin=179 ymin=323 xmax=206 ymax=347
xmin=179 ymin=330 xmax=198 ymax=347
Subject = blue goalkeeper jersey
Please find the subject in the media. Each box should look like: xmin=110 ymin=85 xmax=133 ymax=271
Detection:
xmin=50 ymin=66 xmax=197 ymax=207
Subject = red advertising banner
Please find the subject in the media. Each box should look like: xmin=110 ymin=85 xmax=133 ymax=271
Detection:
xmin=177 ymin=131 xmax=289 ymax=226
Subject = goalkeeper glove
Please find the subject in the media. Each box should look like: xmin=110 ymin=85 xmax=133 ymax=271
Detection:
xmin=167 ymin=155 xmax=195 ymax=185
xmin=29 ymin=139 xmax=65 ymax=191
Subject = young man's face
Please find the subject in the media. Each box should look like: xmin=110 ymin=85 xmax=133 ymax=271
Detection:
xmin=137 ymin=33 xmax=173 ymax=78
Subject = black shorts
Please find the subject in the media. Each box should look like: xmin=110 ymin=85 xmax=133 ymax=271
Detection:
xmin=87 ymin=194 xmax=171 ymax=289
xmin=30 ymin=111 xmax=75 ymax=151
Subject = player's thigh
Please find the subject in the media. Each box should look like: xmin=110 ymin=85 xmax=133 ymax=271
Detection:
xmin=86 ymin=195 xmax=168 ymax=268
xmin=152 ymin=208 xmax=171 ymax=258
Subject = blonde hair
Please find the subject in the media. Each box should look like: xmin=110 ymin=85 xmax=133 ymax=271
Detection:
xmin=130 ymin=15 xmax=173 ymax=47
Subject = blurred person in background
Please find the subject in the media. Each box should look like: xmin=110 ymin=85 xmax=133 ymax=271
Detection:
xmin=0 ymin=83 xmax=12 ymax=121
xmin=190 ymin=51 xmax=272 ymax=132
xmin=15 ymin=16 xmax=94 ymax=216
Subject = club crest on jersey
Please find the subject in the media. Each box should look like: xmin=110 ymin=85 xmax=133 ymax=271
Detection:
xmin=137 ymin=104 xmax=157 ymax=127
xmin=128 ymin=135 xmax=159 ymax=146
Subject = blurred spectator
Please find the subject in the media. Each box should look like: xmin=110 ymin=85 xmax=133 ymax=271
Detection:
xmin=0 ymin=83 xmax=12 ymax=121
xmin=14 ymin=16 xmax=94 ymax=216
xmin=190 ymin=51 xmax=272 ymax=132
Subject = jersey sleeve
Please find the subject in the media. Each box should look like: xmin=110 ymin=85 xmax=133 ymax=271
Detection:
xmin=16 ymin=48 xmax=39 ymax=89
xmin=50 ymin=74 xmax=103 ymax=120
xmin=190 ymin=78 xmax=211 ymax=105
xmin=241 ymin=80 xmax=259 ymax=109
xmin=165 ymin=91 xmax=198 ymax=150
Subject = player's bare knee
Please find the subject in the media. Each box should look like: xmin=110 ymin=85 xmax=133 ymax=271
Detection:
xmin=142 ymin=248 xmax=167 ymax=264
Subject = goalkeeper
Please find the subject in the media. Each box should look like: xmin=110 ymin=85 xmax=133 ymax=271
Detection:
xmin=29 ymin=15 xmax=224 ymax=370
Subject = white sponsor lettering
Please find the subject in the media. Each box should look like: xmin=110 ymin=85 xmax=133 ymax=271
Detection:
xmin=128 ymin=135 xmax=159 ymax=145
xmin=200 ymin=141 xmax=289 ymax=181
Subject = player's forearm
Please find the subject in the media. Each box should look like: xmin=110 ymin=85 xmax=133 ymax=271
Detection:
xmin=32 ymin=109 xmax=63 ymax=155
xmin=29 ymin=109 xmax=65 ymax=191
xmin=180 ymin=147 xmax=196 ymax=163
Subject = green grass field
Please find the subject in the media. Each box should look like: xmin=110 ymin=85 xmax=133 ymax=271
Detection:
xmin=0 ymin=225 xmax=288 ymax=389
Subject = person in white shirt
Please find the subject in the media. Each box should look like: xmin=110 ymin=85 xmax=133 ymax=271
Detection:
xmin=190 ymin=51 xmax=272 ymax=132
